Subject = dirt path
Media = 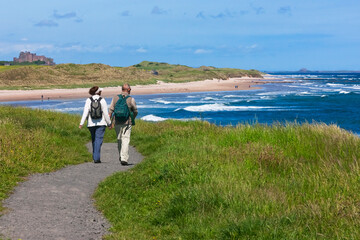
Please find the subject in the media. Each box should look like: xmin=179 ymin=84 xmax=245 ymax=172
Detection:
xmin=0 ymin=143 xmax=143 ymax=240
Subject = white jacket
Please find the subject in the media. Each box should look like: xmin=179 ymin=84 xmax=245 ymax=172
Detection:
xmin=80 ymin=95 xmax=112 ymax=127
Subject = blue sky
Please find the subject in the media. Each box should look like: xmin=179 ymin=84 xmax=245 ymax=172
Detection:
xmin=0 ymin=0 xmax=359 ymax=70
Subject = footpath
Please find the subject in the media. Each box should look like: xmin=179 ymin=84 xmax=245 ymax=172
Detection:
xmin=0 ymin=143 xmax=143 ymax=240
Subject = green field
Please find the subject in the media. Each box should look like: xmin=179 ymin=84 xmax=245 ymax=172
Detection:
xmin=0 ymin=61 xmax=263 ymax=90
xmin=95 ymin=120 xmax=360 ymax=239
xmin=2 ymin=107 xmax=359 ymax=239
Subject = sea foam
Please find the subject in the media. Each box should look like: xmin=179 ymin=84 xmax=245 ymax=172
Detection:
xmin=182 ymin=103 xmax=275 ymax=112
xmin=141 ymin=114 xmax=167 ymax=122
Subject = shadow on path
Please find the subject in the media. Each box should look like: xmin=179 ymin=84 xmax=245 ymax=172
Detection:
xmin=0 ymin=143 xmax=143 ymax=240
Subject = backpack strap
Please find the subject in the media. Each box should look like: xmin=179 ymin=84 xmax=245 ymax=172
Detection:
xmin=90 ymin=96 xmax=102 ymax=102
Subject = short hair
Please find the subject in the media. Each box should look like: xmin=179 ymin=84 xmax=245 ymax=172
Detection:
xmin=122 ymin=83 xmax=131 ymax=91
xmin=89 ymin=86 xmax=99 ymax=95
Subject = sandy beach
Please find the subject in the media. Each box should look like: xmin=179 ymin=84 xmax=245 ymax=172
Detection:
xmin=0 ymin=77 xmax=271 ymax=102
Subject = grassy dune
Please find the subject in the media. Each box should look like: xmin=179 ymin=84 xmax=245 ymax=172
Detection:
xmin=2 ymin=106 xmax=358 ymax=239
xmin=95 ymin=120 xmax=360 ymax=239
xmin=0 ymin=61 xmax=263 ymax=90
xmin=0 ymin=106 xmax=93 ymax=211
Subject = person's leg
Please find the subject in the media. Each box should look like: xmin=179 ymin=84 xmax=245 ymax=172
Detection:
xmin=114 ymin=124 xmax=123 ymax=161
xmin=93 ymin=126 xmax=106 ymax=162
xmin=88 ymin=127 xmax=96 ymax=160
xmin=120 ymin=125 xmax=132 ymax=163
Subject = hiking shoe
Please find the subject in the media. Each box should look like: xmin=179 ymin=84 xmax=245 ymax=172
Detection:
xmin=94 ymin=160 xmax=101 ymax=163
xmin=120 ymin=161 xmax=128 ymax=166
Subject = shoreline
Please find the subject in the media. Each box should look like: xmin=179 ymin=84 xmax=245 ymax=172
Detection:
xmin=0 ymin=77 xmax=274 ymax=102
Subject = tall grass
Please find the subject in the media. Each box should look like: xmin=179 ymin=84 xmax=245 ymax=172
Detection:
xmin=95 ymin=120 xmax=360 ymax=239
xmin=0 ymin=106 xmax=93 ymax=212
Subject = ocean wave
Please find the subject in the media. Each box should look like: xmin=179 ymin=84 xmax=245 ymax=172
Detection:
xmin=257 ymin=91 xmax=296 ymax=96
xmin=181 ymin=104 xmax=277 ymax=112
xmin=223 ymin=95 xmax=241 ymax=98
xmin=150 ymin=98 xmax=203 ymax=104
xmin=326 ymin=83 xmax=345 ymax=87
xmin=53 ymin=107 xmax=83 ymax=112
xmin=202 ymin=97 xmax=217 ymax=101
xmin=297 ymin=92 xmax=311 ymax=95
xmin=137 ymin=105 xmax=170 ymax=109
xmin=141 ymin=114 xmax=167 ymax=122
xmin=339 ymin=91 xmax=350 ymax=94
xmin=344 ymin=85 xmax=360 ymax=90
xmin=150 ymin=99 xmax=172 ymax=104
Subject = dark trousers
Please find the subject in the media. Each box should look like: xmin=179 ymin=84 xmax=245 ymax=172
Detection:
xmin=88 ymin=126 xmax=106 ymax=162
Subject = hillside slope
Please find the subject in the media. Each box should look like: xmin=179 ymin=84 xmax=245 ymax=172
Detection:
xmin=0 ymin=61 xmax=263 ymax=89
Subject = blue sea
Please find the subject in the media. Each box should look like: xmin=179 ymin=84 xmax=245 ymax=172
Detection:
xmin=2 ymin=73 xmax=360 ymax=135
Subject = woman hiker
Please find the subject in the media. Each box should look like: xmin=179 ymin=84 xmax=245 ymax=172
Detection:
xmin=79 ymin=86 xmax=111 ymax=163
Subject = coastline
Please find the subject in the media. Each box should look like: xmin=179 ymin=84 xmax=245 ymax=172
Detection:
xmin=0 ymin=77 xmax=273 ymax=102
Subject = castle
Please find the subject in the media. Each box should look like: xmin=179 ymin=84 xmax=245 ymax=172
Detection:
xmin=13 ymin=51 xmax=55 ymax=65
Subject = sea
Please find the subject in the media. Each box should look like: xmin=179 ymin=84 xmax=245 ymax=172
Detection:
xmin=2 ymin=73 xmax=360 ymax=135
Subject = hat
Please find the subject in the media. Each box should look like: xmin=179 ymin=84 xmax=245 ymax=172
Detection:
xmin=95 ymin=88 xmax=103 ymax=94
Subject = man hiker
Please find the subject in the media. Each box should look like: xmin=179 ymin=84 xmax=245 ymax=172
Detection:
xmin=109 ymin=83 xmax=138 ymax=166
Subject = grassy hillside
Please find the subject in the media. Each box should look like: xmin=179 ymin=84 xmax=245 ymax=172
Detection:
xmin=0 ymin=106 xmax=93 ymax=212
xmin=95 ymin=120 xmax=360 ymax=239
xmin=0 ymin=61 xmax=263 ymax=90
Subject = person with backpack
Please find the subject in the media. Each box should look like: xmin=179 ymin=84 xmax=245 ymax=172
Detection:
xmin=79 ymin=86 xmax=111 ymax=163
xmin=108 ymin=83 xmax=138 ymax=166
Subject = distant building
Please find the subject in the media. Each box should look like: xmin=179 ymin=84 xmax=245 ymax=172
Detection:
xmin=13 ymin=51 xmax=55 ymax=65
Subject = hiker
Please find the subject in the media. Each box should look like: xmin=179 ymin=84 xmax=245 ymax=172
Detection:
xmin=79 ymin=86 xmax=111 ymax=163
xmin=108 ymin=83 xmax=138 ymax=166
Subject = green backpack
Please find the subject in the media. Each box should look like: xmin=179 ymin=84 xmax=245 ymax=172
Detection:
xmin=114 ymin=95 xmax=135 ymax=125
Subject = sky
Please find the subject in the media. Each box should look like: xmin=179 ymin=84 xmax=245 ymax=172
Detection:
xmin=0 ymin=0 xmax=359 ymax=71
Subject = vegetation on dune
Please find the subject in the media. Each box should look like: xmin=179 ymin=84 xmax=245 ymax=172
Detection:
xmin=95 ymin=120 xmax=360 ymax=239
xmin=0 ymin=106 xmax=93 ymax=212
xmin=0 ymin=61 xmax=263 ymax=90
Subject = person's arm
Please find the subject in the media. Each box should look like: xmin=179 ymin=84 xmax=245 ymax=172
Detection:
xmin=79 ymin=99 xmax=90 ymax=128
xmin=101 ymin=98 xmax=111 ymax=126
xmin=130 ymin=98 xmax=138 ymax=118
xmin=108 ymin=96 xmax=117 ymax=117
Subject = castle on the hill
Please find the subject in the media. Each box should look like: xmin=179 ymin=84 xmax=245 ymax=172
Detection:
xmin=13 ymin=51 xmax=55 ymax=65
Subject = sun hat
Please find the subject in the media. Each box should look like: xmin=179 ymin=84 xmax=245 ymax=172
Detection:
xmin=95 ymin=88 xmax=103 ymax=94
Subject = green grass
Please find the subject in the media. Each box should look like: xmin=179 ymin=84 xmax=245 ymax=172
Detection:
xmin=0 ymin=106 xmax=99 ymax=212
xmin=94 ymin=120 xmax=360 ymax=239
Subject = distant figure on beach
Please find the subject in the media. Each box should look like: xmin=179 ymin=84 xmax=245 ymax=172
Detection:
xmin=109 ymin=83 xmax=138 ymax=166
xmin=79 ymin=86 xmax=111 ymax=163
xmin=41 ymin=95 xmax=43 ymax=102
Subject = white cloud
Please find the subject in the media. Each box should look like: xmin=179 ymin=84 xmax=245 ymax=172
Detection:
xmin=194 ymin=49 xmax=212 ymax=54
xmin=34 ymin=20 xmax=58 ymax=27
xmin=21 ymin=38 xmax=28 ymax=41
xmin=151 ymin=6 xmax=167 ymax=15
xmin=0 ymin=42 xmax=55 ymax=54
xmin=236 ymin=44 xmax=260 ymax=53
xmin=246 ymin=44 xmax=258 ymax=50
xmin=136 ymin=47 xmax=147 ymax=53
xmin=0 ymin=42 xmax=120 ymax=54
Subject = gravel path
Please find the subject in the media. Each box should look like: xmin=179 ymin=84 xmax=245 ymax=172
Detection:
xmin=0 ymin=143 xmax=143 ymax=240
